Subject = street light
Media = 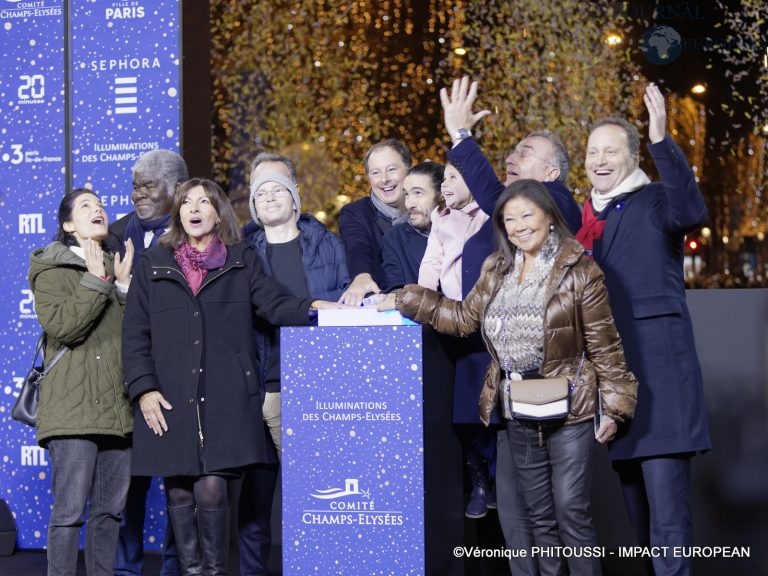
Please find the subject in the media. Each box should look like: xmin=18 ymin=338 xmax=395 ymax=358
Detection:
xmin=691 ymin=83 xmax=706 ymax=95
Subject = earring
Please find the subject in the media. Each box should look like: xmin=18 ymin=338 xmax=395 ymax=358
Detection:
xmin=216 ymin=218 xmax=221 ymax=225
xmin=549 ymin=223 xmax=555 ymax=232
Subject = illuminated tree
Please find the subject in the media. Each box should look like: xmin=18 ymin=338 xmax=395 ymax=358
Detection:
xmin=454 ymin=1 xmax=646 ymax=195
xmin=209 ymin=1 xmax=645 ymax=225
xmin=210 ymin=0 xmax=455 ymax=224
xmin=706 ymin=0 xmax=768 ymax=138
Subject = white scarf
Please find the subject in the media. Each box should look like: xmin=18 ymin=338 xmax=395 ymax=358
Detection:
xmin=590 ymin=168 xmax=651 ymax=213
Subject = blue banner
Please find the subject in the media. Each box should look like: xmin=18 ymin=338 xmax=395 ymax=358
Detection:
xmin=0 ymin=0 xmax=180 ymax=550
xmin=281 ymin=326 xmax=425 ymax=575
xmin=0 ymin=0 xmax=66 ymax=549
xmin=69 ymin=0 xmax=181 ymax=217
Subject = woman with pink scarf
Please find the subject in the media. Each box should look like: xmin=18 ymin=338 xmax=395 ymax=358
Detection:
xmin=122 ymin=178 xmax=338 ymax=575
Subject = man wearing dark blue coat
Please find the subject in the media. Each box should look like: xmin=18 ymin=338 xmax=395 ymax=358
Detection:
xmin=577 ymin=83 xmax=710 ymax=576
xmin=240 ymin=156 xmax=349 ymax=576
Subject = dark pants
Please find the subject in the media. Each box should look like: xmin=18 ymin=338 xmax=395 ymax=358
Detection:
xmin=496 ymin=425 xmax=539 ymax=576
xmin=238 ymin=463 xmax=279 ymax=576
xmin=613 ymin=455 xmax=693 ymax=576
xmin=507 ymin=419 xmax=600 ymax=576
xmin=114 ymin=476 xmax=180 ymax=576
xmin=47 ymin=437 xmax=131 ymax=576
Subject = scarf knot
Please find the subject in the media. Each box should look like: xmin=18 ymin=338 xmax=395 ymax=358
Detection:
xmin=174 ymin=236 xmax=227 ymax=294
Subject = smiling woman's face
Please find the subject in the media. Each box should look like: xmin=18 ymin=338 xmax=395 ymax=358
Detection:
xmin=180 ymin=185 xmax=219 ymax=250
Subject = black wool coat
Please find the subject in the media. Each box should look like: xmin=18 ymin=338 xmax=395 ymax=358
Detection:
xmin=122 ymin=241 xmax=313 ymax=476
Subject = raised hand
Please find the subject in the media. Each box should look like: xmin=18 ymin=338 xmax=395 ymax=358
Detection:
xmin=644 ymin=82 xmax=667 ymax=144
xmin=83 ymin=238 xmax=107 ymax=279
xmin=439 ymin=76 xmax=492 ymax=139
xmin=114 ymin=238 xmax=134 ymax=285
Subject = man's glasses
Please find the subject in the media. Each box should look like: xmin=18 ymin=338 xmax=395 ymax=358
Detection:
xmin=504 ymin=145 xmax=556 ymax=167
xmin=253 ymin=186 xmax=290 ymax=203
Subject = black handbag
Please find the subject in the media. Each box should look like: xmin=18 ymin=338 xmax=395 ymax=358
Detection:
xmin=12 ymin=333 xmax=68 ymax=427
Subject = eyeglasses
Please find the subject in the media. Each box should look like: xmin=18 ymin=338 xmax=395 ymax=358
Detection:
xmin=253 ymin=186 xmax=290 ymax=203
xmin=504 ymin=145 xmax=556 ymax=167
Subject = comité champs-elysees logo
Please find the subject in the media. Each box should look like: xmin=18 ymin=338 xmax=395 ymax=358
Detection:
xmin=303 ymin=478 xmax=404 ymax=526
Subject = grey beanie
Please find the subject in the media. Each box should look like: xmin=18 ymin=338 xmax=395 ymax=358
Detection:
xmin=249 ymin=171 xmax=301 ymax=226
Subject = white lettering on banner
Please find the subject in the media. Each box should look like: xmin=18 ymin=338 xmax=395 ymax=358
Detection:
xmin=18 ymin=213 xmax=46 ymax=234
xmin=99 ymin=194 xmax=132 ymax=208
xmin=93 ymin=142 xmax=159 ymax=152
xmin=21 ymin=446 xmax=48 ymax=466
xmin=22 ymin=149 xmax=62 ymax=164
xmin=19 ymin=289 xmax=36 ymax=319
xmin=18 ymin=74 xmax=45 ymax=101
xmin=0 ymin=7 xmax=62 ymax=18
xmin=89 ymin=57 xmax=160 ymax=72
xmin=105 ymin=6 xmax=145 ymax=20
xmin=302 ymin=478 xmax=405 ymax=526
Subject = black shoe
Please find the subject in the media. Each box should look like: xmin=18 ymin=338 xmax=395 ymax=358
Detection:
xmin=465 ymin=485 xmax=489 ymax=519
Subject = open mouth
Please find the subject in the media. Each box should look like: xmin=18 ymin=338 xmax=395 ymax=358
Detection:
xmin=91 ymin=217 xmax=104 ymax=225
xmin=189 ymin=217 xmax=203 ymax=225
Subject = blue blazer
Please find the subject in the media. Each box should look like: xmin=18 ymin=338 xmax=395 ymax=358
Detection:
xmin=446 ymin=137 xmax=582 ymax=424
xmin=447 ymin=136 xmax=582 ymax=294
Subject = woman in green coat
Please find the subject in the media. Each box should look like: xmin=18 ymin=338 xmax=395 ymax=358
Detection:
xmin=28 ymin=188 xmax=134 ymax=576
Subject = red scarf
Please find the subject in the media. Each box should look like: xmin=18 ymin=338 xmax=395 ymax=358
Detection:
xmin=575 ymin=199 xmax=606 ymax=255
xmin=174 ymin=236 xmax=227 ymax=295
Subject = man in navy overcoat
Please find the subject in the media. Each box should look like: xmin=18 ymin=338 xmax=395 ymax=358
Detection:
xmin=577 ymin=83 xmax=711 ymax=576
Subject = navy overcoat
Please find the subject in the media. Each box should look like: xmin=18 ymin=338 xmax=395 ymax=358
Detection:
xmin=591 ymin=136 xmax=711 ymax=459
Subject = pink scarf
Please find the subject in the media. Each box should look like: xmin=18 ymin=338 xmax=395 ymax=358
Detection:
xmin=174 ymin=236 xmax=227 ymax=295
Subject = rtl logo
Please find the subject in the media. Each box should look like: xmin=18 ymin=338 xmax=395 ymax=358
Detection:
xmin=18 ymin=213 xmax=46 ymax=234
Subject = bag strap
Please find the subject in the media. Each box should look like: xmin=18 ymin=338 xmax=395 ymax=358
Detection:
xmin=36 ymin=332 xmax=69 ymax=378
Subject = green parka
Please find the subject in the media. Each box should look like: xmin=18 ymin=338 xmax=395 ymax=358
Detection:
xmin=28 ymin=242 xmax=133 ymax=446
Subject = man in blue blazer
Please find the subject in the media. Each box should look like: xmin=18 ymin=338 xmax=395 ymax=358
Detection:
xmin=577 ymin=83 xmax=711 ymax=576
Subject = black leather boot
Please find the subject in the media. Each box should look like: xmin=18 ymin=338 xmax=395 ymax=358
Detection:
xmin=167 ymin=504 xmax=203 ymax=575
xmin=197 ymin=506 xmax=230 ymax=575
xmin=465 ymin=458 xmax=489 ymax=519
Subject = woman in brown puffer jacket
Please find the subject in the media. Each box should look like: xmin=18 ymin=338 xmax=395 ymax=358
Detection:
xmin=380 ymin=179 xmax=637 ymax=576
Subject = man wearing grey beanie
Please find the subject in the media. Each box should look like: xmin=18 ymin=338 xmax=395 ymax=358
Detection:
xmin=239 ymin=159 xmax=350 ymax=576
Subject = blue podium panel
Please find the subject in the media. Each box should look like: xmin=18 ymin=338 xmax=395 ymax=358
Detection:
xmin=281 ymin=326 xmax=424 ymax=575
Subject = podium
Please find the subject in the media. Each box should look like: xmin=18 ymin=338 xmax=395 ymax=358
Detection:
xmin=281 ymin=324 xmax=464 ymax=575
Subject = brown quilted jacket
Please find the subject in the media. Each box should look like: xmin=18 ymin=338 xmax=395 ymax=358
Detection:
xmin=396 ymin=237 xmax=637 ymax=427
